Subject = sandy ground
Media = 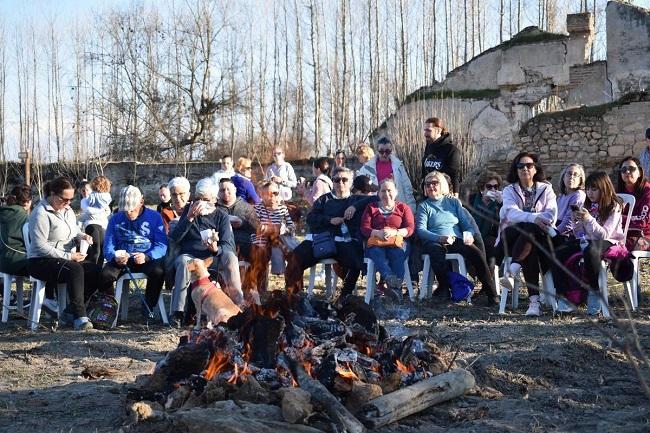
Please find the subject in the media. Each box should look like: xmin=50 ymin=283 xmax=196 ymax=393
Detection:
xmin=0 ymin=273 xmax=648 ymax=433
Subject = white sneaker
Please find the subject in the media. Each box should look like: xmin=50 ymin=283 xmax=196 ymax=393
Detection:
xmin=525 ymin=296 xmax=541 ymax=316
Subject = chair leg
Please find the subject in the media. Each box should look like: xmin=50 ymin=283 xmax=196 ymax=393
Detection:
xmin=365 ymin=259 xmax=376 ymax=304
xmin=16 ymin=278 xmax=24 ymax=315
xmin=420 ymin=255 xmax=431 ymax=300
xmin=30 ymin=281 xmax=46 ymax=331
xmin=404 ymin=258 xmax=415 ymax=301
xmin=493 ymin=264 xmax=501 ymax=296
xmin=541 ymin=271 xmax=557 ymax=312
xmin=324 ymin=264 xmax=333 ymax=298
xmin=112 ymin=278 xmax=124 ymax=328
xmin=120 ymin=281 xmax=130 ymax=321
xmin=2 ymin=274 xmax=11 ymax=323
xmin=599 ymin=262 xmax=610 ymax=318
xmin=307 ymin=266 xmax=316 ymax=297
xmin=158 ymin=293 xmax=169 ymax=325
xmin=457 ymin=258 xmax=467 ymax=276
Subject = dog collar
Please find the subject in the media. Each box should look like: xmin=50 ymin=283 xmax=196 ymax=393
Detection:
xmin=191 ymin=276 xmax=212 ymax=288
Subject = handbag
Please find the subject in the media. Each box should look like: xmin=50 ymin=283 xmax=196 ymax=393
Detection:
xmin=447 ymin=271 xmax=474 ymax=303
xmin=367 ymin=235 xmax=404 ymax=248
xmin=86 ymin=293 xmax=118 ymax=330
xmin=312 ymin=231 xmax=337 ymax=259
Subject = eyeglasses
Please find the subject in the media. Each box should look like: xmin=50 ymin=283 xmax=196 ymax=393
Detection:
xmin=424 ymin=180 xmax=440 ymax=187
xmin=620 ymin=166 xmax=638 ymax=173
xmin=197 ymin=197 xmax=212 ymax=202
xmin=484 ymin=183 xmax=499 ymax=190
xmin=171 ymin=192 xmax=188 ymax=197
xmin=378 ymin=149 xmax=392 ymax=155
xmin=565 ymin=172 xmax=581 ymax=178
xmin=516 ymin=162 xmax=535 ymax=170
xmin=57 ymin=195 xmax=73 ymax=204
xmin=332 ymin=177 xmax=349 ymax=184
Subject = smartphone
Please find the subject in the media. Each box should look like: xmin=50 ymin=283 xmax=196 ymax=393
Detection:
xmin=570 ymin=204 xmax=580 ymax=212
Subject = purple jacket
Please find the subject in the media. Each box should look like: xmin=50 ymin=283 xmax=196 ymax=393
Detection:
xmin=496 ymin=181 xmax=557 ymax=245
xmin=556 ymin=190 xmax=586 ymax=235
xmin=574 ymin=203 xmax=625 ymax=245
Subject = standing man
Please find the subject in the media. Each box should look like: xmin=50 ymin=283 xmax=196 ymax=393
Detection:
xmin=640 ymin=128 xmax=650 ymax=176
xmin=266 ymin=147 xmax=298 ymax=202
xmin=421 ymin=117 xmax=460 ymax=195
xmin=211 ymin=155 xmax=237 ymax=185
xmin=357 ymin=137 xmax=416 ymax=212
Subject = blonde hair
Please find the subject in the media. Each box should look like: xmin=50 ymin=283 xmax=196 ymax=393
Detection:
xmin=236 ymin=157 xmax=252 ymax=172
xmin=356 ymin=144 xmax=375 ymax=164
xmin=424 ymin=171 xmax=450 ymax=196
xmin=91 ymin=175 xmax=111 ymax=193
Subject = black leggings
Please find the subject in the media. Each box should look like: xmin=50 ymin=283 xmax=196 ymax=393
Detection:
xmin=497 ymin=223 xmax=553 ymax=296
xmin=84 ymin=224 xmax=105 ymax=265
xmin=27 ymin=257 xmax=100 ymax=318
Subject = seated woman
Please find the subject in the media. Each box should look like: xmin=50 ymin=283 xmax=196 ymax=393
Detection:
xmin=27 ymin=177 xmax=98 ymax=330
xmin=168 ymin=179 xmax=243 ymax=323
xmin=549 ymin=172 xmax=624 ymax=315
xmin=286 ymin=166 xmax=377 ymax=298
xmin=244 ymin=181 xmax=297 ymax=301
xmin=417 ymin=171 xmax=497 ymax=306
xmin=468 ymin=171 xmax=503 ymax=266
xmin=360 ymin=179 xmax=414 ymax=300
xmin=497 ymin=152 xmax=557 ymax=316
xmin=0 ymin=185 xmax=32 ymax=278
xmin=555 ymin=163 xmax=586 ymax=238
xmin=615 ymin=156 xmax=650 ymax=251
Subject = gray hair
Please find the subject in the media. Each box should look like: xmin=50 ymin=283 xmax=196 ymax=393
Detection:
xmin=168 ymin=176 xmax=190 ymax=192
xmin=424 ymin=171 xmax=450 ymax=196
xmin=195 ymin=178 xmax=218 ymax=200
xmin=332 ymin=166 xmax=353 ymax=178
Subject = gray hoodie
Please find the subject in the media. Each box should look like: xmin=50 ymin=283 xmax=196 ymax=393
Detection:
xmin=28 ymin=199 xmax=80 ymax=260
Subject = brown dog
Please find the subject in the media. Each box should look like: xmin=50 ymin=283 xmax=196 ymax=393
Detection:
xmin=187 ymin=257 xmax=241 ymax=329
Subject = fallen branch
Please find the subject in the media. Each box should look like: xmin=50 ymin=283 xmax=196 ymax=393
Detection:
xmin=357 ymin=368 xmax=475 ymax=429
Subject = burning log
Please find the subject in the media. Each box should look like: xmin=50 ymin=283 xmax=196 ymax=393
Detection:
xmin=282 ymin=354 xmax=367 ymax=433
xmin=357 ymin=368 xmax=476 ymax=429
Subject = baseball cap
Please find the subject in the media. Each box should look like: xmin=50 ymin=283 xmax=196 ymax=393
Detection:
xmin=352 ymin=175 xmax=379 ymax=194
xmin=119 ymin=185 xmax=143 ymax=211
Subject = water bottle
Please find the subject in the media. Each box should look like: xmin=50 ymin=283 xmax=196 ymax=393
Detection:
xmin=579 ymin=233 xmax=589 ymax=251
xmin=340 ymin=222 xmax=351 ymax=241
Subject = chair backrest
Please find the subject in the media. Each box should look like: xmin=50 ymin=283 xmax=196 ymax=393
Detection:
xmin=22 ymin=223 xmax=31 ymax=252
xmin=617 ymin=193 xmax=635 ymax=239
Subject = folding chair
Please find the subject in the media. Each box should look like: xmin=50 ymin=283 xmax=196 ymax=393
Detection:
xmin=307 ymin=259 xmax=338 ymax=298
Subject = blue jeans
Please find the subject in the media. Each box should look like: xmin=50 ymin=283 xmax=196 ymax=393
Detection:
xmin=366 ymin=246 xmax=407 ymax=280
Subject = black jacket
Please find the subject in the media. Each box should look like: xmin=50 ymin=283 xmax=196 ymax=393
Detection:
xmin=421 ymin=133 xmax=460 ymax=193
xmin=306 ymin=193 xmax=378 ymax=239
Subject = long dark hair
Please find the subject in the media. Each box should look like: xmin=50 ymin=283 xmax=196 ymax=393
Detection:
xmin=506 ymin=152 xmax=546 ymax=184
xmin=313 ymin=157 xmax=331 ymax=177
xmin=616 ymin=156 xmax=648 ymax=197
xmin=44 ymin=177 xmax=75 ymax=197
xmin=5 ymin=185 xmax=31 ymax=206
xmin=585 ymin=171 xmax=622 ymax=223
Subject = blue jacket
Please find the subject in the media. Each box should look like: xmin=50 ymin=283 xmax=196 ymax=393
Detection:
xmin=232 ymin=173 xmax=261 ymax=204
xmin=104 ymin=208 xmax=168 ymax=261
xmin=416 ymin=196 xmax=475 ymax=243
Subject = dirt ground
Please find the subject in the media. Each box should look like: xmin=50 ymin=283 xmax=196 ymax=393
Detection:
xmin=0 ymin=272 xmax=648 ymax=433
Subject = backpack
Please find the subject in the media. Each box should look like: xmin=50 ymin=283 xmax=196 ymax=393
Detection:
xmin=563 ymin=252 xmax=588 ymax=305
xmin=447 ymin=271 xmax=474 ymax=303
xmin=87 ymin=293 xmax=118 ymax=330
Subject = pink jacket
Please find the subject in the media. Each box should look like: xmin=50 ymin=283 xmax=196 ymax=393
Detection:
xmin=574 ymin=203 xmax=625 ymax=245
xmin=304 ymin=174 xmax=333 ymax=205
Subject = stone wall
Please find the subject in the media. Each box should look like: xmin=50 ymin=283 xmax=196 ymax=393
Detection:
xmin=490 ymin=96 xmax=650 ymax=184
xmin=607 ymin=2 xmax=650 ymax=100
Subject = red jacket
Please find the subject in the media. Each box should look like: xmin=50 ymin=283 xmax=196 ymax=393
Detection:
xmin=360 ymin=201 xmax=415 ymax=239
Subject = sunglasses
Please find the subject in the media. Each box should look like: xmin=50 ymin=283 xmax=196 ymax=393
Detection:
xmin=332 ymin=177 xmax=349 ymax=184
xmin=378 ymin=149 xmax=392 ymax=155
xmin=57 ymin=195 xmax=74 ymax=204
xmin=516 ymin=162 xmax=535 ymax=170
xmin=484 ymin=183 xmax=499 ymax=190
xmin=620 ymin=166 xmax=638 ymax=173
xmin=424 ymin=180 xmax=440 ymax=187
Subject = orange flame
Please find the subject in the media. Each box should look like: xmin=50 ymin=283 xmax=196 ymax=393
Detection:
xmin=227 ymin=363 xmax=240 ymax=384
xmin=205 ymin=352 xmax=231 ymax=381
xmin=336 ymin=362 xmax=359 ymax=381
xmin=395 ymin=359 xmax=415 ymax=374
xmin=303 ymin=361 xmax=314 ymax=378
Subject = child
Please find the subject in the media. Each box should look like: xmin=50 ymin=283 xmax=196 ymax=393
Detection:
xmin=79 ymin=176 xmax=112 ymax=264
xmin=549 ymin=171 xmax=624 ymax=315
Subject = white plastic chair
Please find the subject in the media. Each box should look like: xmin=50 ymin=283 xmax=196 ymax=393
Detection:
xmin=307 ymin=259 xmax=338 ymax=298
xmin=419 ymin=253 xmax=468 ymax=300
xmin=1 ymin=273 xmax=26 ymax=322
xmin=22 ymin=223 xmax=67 ymax=331
xmin=598 ymin=193 xmax=636 ymax=318
xmin=113 ymin=272 xmax=169 ymax=328
xmin=497 ymin=257 xmax=557 ymax=314
xmin=364 ymin=256 xmax=415 ymax=303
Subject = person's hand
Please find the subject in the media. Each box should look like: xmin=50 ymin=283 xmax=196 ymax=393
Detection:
xmin=575 ymin=208 xmax=590 ymax=221
xmin=534 ymin=216 xmax=551 ymax=230
xmin=330 ymin=217 xmax=345 ymax=226
xmin=132 ymin=252 xmax=147 ymax=265
xmin=271 ymin=176 xmax=283 ymax=184
xmin=343 ymin=206 xmax=356 ymax=220
xmin=188 ymin=201 xmax=204 ymax=219
xmin=114 ymin=254 xmax=128 ymax=266
xmin=463 ymin=233 xmax=475 ymax=245
xmin=76 ymin=233 xmax=93 ymax=244
xmin=439 ymin=235 xmax=455 ymax=245
xmin=494 ymin=190 xmax=503 ymax=204
xmin=70 ymin=252 xmax=87 ymax=262
xmin=206 ymin=240 xmax=219 ymax=253
xmin=230 ymin=217 xmax=242 ymax=229
xmin=382 ymin=227 xmax=396 ymax=239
